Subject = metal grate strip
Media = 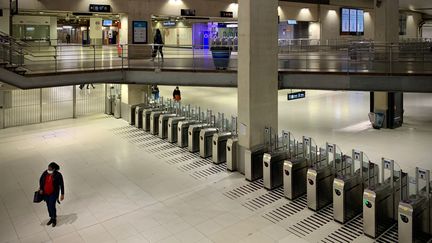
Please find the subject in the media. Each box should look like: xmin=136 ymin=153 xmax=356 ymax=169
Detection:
xmin=191 ymin=163 xmax=227 ymax=179
xmin=224 ymin=179 xmax=264 ymax=200
xmin=242 ymin=188 xmax=285 ymax=211
xmin=262 ymin=195 xmax=307 ymax=223
xmin=321 ymin=216 xmax=363 ymax=243
xmin=179 ymin=158 xmax=213 ymax=171
xmin=287 ymin=206 xmax=333 ymax=237
xmin=376 ymin=225 xmax=398 ymax=243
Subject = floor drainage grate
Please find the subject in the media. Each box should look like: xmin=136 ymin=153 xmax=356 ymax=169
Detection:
xmin=179 ymin=158 xmax=213 ymax=172
xmin=167 ymin=153 xmax=198 ymax=165
xmin=376 ymin=225 xmax=398 ymax=243
xmin=192 ymin=163 xmax=227 ymax=179
xmin=224 ymin=179 xmax=264 ymax=200
xmin=262 ymin=195 xmax=307 ymax=223
xmin=287 ymin=206 xmax=334 ymax=237
xmin=242 ymin=187 xmax=285 ymax=211
xmin=148 ymin=144 xmax=177 ymax=153
xmin=321 ymin=215 xmax=363 ymax=243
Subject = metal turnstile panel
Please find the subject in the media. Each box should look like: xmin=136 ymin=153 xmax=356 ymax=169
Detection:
xmin=188 ymin=124 xmax=207 ymax=153
xmin=226 ymin=138 xmax=238 ymax=171
xmin=283 ymin=158 xmax=308 ymax=200
xmin=150 ymin=111 xmax=165 ymax=135
xmin=135 ymin=106 xmax=146 ymax=128
xmin=307 ymin=167 xmax=334 ymax=211
xmin=199 ymin=128 xmax=218 ymax=158
xmin=333 ymin=177 xmax=363 ymax=224
xmin=168 ymin=117 xmax=186 ymax=143
xmin=212 ymin=132 xmax=232 ymax=164
xmin=245 ymin=146 xmax=266 ymax=182
xmin=263 ymin=152 xmax=289 ymax=190
xmin=158 ymin=114 xmax=177 ymax=139
xmin=143 ymin=108 xmax=161 ymax=132
xmin=177 ymin=121 xmax=197 ymax=148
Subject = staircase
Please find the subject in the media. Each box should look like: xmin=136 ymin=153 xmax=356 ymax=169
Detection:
xmin=0 ymin=31 xmax=28 ymax=76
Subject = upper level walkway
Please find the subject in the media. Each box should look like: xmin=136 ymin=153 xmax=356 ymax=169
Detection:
xmin=1 ymin=34 xmax=432 ymax=91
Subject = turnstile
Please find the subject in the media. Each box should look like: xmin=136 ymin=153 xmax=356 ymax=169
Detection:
xmin=284 ymin=136 xmax=317 ymax=200
xmin=245 ymin=145 xmax=267 ymax=182
xmin=226 ymin=137 xmax=239 ymax=171
xmin=143 ymin=108 xmax=162 ymax=132
xmin=363 ymin=158 xmax=408 ymax=238
xmin=167 ymin=117 xmax=186 ymax=143
xmin=113 ymin=97 xmax=121 ymax=119
xmin=398 ymin=168 xmax=432 ymax=243
xmin=150 ymin=111 xmax=166 ymax=135
xmin=263 ymin=151 xmax=291 ymax=190
xmin=333 ymin=150 xmax=379 ymax=224
xmin=129 ymin=103 xmax=145 ymax=125
xmin=188 ymin=123 xmax=209 ymax=153
xmin=212 ymin=132 xmax=233 ymax=164
xmin=177 ymin=120 xmax=199 ymax=148
xmin=158 ymin=113 xmax=177 ymax=139
xmin=199 ymin=128 xmax=219 ymax=158
xmin=135 ymin=105 xmax=148 ymax=128
xmin=307 ymin=143 xmax=343 ymax=211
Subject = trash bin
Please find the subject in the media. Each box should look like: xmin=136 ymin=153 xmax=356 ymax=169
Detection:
xmin=369 ymin=112 xmax=385 ymax=129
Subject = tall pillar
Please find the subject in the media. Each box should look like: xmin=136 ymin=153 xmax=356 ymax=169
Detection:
xmin=120 ymin=84 xmax=151 ymax=122
xmin=89 ymin=17 xmax=103 ymax=46
xmin=237 ymin=0 xmax=279 ymax=174
xmin=371 ymin=0 xmax=403 ymax=129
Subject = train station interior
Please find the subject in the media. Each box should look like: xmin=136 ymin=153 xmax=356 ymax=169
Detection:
xmin=0 ymin=0 xmax=432 ymax=242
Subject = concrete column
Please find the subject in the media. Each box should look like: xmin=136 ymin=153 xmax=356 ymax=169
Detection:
xmin=120 ymin=84 xmax=151 ymax=122
xmin=237 ymin=0 xmax=279 ymax=173
xmin=374 ymin=0 xmax=399 ymax=43
xmin=371 ymin=0 xmax=403 ymax=129
xmin=127 ymin=0 xmax=152 ymax=59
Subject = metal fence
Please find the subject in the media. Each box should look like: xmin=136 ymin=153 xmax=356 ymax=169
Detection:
xmin=1 ymin=84 xmax=106 ymax=128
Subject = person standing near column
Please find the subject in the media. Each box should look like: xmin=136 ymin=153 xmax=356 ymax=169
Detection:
xmin=39 ymin=162 xmax=65 ymax=227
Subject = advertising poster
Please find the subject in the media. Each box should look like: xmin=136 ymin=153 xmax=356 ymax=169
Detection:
xmin=133 ymin=21 xmax=148 ymax=44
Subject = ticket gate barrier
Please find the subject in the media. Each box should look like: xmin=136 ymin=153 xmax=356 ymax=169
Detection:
xmin=143 ymin=108 xmax=163 ymax=132
xmin=129 ymin=103 xmax=145 ymax=125
xmin=177 ymin=120 xmax=199 ymax=148
xmin=135 ymin=105 xmax=148 ymax=128
xmin=307 ymin=143 xmax=344 ymax=211
xmin=150 ymin=111 xmax=166 ymax=135
xmin=226 ymin=137 xmax=239 ymax=171
xmin=167 ymin=117 xmax=186 ymax=143
xmin=113 ymin=97 xmax=121 ymax=119
xmin=333 ymin=150 xmax=379 ymax=224
xmin=159 ymin=113 xmax=177 ymax=139
xmin=284 ymin=136 xmax=322 ymax=200
xmin=399 ymin=168 xmax=432 ymax=243
xmin=245 ymin=145 xmax=268 ymax=182
xmin=263 ymin=151 xmax=291 ymax=190
xmin=188 ymin=123 xmax=210 ymax=153
xmin=212 ymin=132 xmax=233 ymax=164
xmin=363 ymin=158 xmax=408 ymax=238
xmin=199 ymin=128 xmax=219 ymax=158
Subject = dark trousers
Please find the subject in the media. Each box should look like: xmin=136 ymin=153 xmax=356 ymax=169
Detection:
xmin=44 ymin=194 xmax=57 ymax=219
xmin=152 ymin=46 xmax=163 ymax=58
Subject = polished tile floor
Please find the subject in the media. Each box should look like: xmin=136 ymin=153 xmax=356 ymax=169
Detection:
xmin=0 ymin=90 xmax=431 ymax=243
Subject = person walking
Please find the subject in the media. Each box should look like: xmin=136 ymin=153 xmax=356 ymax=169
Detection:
xmin=152 ymin=29 xmax=164 ymax=62
xmin=86 ymin=83 xmax=95 ymax=89
xmin=173 ymin=86 xmax=181 ymax=102
xmin=152 ymin=85 xmax=160 ymax=100
xmin=39 ymin=162 xmax=64 ymax=227
xmin=66 ymin=34 xmax=71 ymax=44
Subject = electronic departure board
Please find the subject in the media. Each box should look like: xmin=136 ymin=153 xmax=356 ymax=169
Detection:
xmin=341 ymin=8 xmax=364 ymax=35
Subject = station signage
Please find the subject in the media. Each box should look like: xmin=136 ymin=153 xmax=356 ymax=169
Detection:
xmin=89 ymin=4 xmax=111 ymax=13
xmin=132 ymin=21 xmax=148 ymax=44
xmin=341 ymin=7 xmax=364 ymax=35
xmin=287 ymin=91 xmax=306 ymax=101
xmin=220 ymin=11 xmax=233 ymax=18
xmin=181 ymin=9 xmax=196 ymax=16
xmin=163 ymin=21 xmax=176 ymax=27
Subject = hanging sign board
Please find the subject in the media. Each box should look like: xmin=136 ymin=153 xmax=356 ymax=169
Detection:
xmin=181 ymin=9 xmax=196 ymax=16
xmin=132 ymin=21 xmax=148 ymax=44
xmin=287 ymin=91 xmax=306 ymax=101
xmin=89 ymin=4 xmax=111 ymax=13
xmin=220 ymin=11 xmax=233 ymax=18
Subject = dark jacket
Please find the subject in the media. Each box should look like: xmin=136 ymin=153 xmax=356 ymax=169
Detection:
xmin=39 ymin=171 xmax=65 ymax=196
xmin=173 ymin=89 xmax=181 ymax=98
xmin=154 ymin=34 xmax=164 ymax=45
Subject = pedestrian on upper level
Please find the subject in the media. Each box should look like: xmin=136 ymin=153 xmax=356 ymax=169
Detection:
xmin=152 ymin=29 xmax=164 ymax=62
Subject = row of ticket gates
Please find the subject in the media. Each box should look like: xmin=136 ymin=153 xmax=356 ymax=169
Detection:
xmin=129 ymin=101 xmax=431 ymax=243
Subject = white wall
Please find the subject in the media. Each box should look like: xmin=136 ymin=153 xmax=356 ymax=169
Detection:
xmin=309 ymin=22 xmax=320 ymax=40
xmin=49 ymin=16 xmax=57 ymax=45
xmin=422 ymin=24 xmax=432 ymax=38
xmin=278 ymin=2 xmax=318 ymax=22
xmin=404 ymin=12 xmax=422 ymax=38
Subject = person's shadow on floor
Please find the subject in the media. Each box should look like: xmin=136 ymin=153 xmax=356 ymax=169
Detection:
xmin=41 ymin=213 xmax=78 ymax=227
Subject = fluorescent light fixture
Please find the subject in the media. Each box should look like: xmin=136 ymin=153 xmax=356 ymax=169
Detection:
xmin=226 ymin=24 xmax=238 ymax=28
xmin=26 ymin=27 xmax=35 ymax=31
xmin=62 ymin=26 xmax=73 ymax=29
